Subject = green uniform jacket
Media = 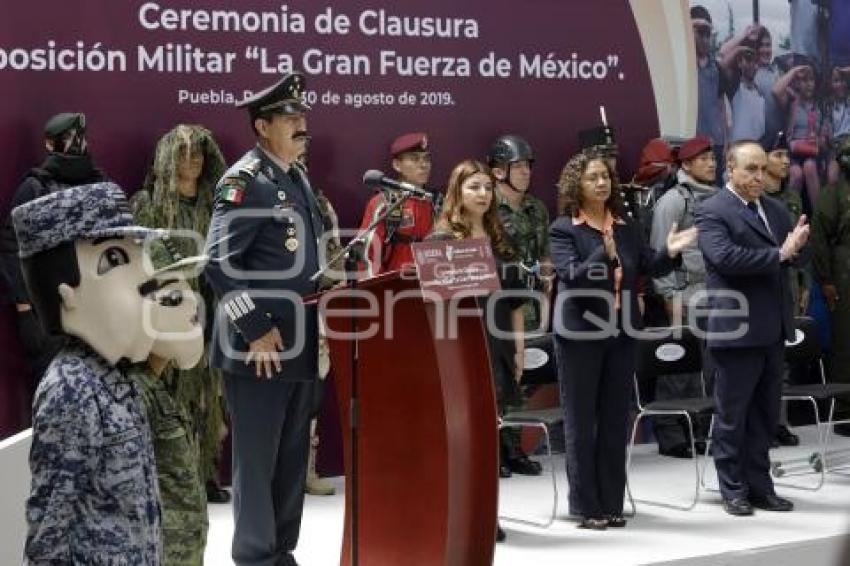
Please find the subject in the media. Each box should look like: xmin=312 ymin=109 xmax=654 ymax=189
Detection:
xmin=813 ymin=176 xmax=850 ymax=294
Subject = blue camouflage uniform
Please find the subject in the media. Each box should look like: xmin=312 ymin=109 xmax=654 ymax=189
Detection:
xmin=204 ymin=73 xmax=322 ymax=566
xmin=25 ymin=340 xmax=162 ymax=565
xmin=11 ymin=182 xmax=166 ymax=565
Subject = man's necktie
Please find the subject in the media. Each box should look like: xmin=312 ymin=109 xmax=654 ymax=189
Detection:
xmin=746 ymin=201 xmax=767 ymax=228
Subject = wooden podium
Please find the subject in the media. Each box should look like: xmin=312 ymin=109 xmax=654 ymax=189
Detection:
xmin=319 ymin=271 xmax=498 ymax=566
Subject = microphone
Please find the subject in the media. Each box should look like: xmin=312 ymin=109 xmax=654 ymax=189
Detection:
xmin=363 ymin=170 xmax=433 ymax=200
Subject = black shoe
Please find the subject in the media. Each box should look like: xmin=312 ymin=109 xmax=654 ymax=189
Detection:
xmin=577 ymin=517 xmax=608 ymax=530
xmin=834 ymin=423 xmax=850 ymax=437
xmin=775 ymin=425 xmax=800 ymax=447
xmin=508 ymin=455 xmax=543 ymax=476
xmin=499 ymin=463 xmax=513 ymax=478
xmin=605 ymin=514 xmax=627 ymax=528
xmin=722 ymin=497 xmax=754 ymax=516
xmin=749 ymin=494 xmax=794 ymax=512
xmin=659 ymin=444 xmax=694 ymax=459
xmin=496 ymin=524 xmax=506 ymax=542
xmin=206 ymin=481 xmax=231 ymax=504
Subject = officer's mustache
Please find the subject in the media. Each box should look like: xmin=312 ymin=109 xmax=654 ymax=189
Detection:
xmin=292 ymin=131 xmax=310 ymax=142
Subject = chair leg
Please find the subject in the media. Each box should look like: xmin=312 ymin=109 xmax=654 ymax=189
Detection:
xmin=497 ymin=421 xmax=558 ymax=528
xmin=683 ymin=412 xmax=700 ymax=510
xmin=624 ymin=412 xmax=643 ymax=517
xmin=822 ymin=401 xmax=850 ymax=475
xmin=700 ymin=415 xmax=718 ymax=492
xmin=629 ymin=410 xmax=704 ymax=511
xmin=771 ymin=397 xmax=825 ymax=490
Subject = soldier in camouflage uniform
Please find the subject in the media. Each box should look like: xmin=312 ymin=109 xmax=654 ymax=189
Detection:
xmin=763 ymin=131 xmax=811 ymax=447
xmin=812 ymin=134 xmax=850 ymax=433
xmin=13 ymin=183 xmax=166 ymax=564
xmin=764 ymin=132 xmax=810 ymax=316
xmin=129 ymin=259 xmax=208 ymax=565
xmin=486 ymin=134 xmax=552 ymax=334
xmin=131 ymin=124 xmax=231 ymax=504
xmin=486 ymin=134 xmax=549 ymax=478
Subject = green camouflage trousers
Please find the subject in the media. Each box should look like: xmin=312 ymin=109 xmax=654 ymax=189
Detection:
xmin=130 ymin=366 xmax=208 ymax=565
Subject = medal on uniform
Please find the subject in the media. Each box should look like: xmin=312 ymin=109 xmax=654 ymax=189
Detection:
xmin=278 ymin=191 xmax=287 ymax=201
xmin=285 ymin=237 xmax=299 ymax=252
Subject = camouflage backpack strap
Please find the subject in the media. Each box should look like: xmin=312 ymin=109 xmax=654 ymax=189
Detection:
xmin=219 ymin=156 xmax=262 ymax=205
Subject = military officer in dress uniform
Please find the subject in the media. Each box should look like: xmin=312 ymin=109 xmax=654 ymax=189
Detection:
xmin=359 ymin=132 xmax=440 ymax=275
xmin=203 ymin=72 xmax=323 ymax=566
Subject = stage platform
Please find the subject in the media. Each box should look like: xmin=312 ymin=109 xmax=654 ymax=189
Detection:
xmin=205 ymin=425 xmax=850 ymax=566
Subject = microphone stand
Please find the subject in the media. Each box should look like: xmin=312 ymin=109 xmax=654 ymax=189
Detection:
xmin=310 ymin=188 xmax=423 ymax=566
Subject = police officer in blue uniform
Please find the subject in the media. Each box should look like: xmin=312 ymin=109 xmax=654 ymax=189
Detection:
xmin=204 ymin=72 xmax=323 ymax=566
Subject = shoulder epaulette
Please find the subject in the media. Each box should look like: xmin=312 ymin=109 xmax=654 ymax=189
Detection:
xmin=238 ymin=157 xmax=262 ymax=179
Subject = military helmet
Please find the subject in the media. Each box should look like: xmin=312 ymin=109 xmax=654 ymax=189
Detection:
xmin=486 ymin=134 xmax=534 ymax=166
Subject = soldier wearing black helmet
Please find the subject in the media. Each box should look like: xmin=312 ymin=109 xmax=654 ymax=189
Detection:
xmin=0 ymin=112 xmax=105 ymax=389
xmin=486 ymin=134 xmax=550 ymax=478
xmin=487 ymin=134 xmax=552 ymax=329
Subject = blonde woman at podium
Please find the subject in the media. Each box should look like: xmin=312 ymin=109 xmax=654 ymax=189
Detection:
xmin=427 ymin=158 xmax=529 ymax=543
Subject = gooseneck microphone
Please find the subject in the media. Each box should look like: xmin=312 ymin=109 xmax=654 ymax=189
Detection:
xmin=362 ymin=170 xmax=433 ymax=200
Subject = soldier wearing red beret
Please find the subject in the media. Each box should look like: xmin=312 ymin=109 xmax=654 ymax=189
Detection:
xmin=358 ymin=132 xmax=441 ymax=275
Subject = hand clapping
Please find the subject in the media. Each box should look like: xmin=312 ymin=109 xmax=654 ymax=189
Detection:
xmin=780 ymin=215 xmax=810 ymax=262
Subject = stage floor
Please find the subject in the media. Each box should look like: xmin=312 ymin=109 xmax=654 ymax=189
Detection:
xmin=205 ymin=425 xmax=850 ymax=566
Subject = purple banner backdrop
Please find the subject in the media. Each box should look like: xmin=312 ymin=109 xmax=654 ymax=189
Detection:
xmin=0 ymin=1 xmax=659 ymax=437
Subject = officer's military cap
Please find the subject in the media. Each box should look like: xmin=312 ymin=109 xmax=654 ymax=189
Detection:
xmin=12 ymin=182 xmax=164 ymax=259
xmin=236 ymin=72 xmax=310 ymax=119
xmin=579 ymin=125 xmax=617 ymax=154
xmin=390 ymin=132 xmax=429 ymax=158
xmin=44 ymin=112 xmax=85 ymax=138
xmin=486 ymin=134 xmax=534 ymax=166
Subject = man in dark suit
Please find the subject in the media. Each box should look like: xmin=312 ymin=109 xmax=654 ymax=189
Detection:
xmin=696 ymin=140 xmax=810 ymax=516
xmin=204 ymin=71 xmax=323 ymax=566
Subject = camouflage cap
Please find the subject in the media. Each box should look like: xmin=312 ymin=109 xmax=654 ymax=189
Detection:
xmin=12 ymin=182 xmax=165 ymax=259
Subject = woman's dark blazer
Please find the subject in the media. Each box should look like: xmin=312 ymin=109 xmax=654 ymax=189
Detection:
xmin=549 ymin=214 xmax=680 ymax=337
